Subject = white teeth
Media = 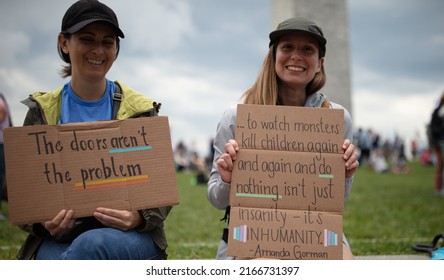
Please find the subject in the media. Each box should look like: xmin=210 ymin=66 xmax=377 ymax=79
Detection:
xmin=88 ymin=59 xmax=103 ymax=65
xmin=287 ymin=66 xmax=304 ymax=71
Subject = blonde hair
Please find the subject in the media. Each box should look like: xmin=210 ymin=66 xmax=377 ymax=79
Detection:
xmin=241 ymin=43 xmax=326 ymax=105
xmin=241 ymin=47 xmax=278 ymax=105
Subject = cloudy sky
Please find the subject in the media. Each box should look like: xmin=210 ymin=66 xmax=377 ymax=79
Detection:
xmin=1 ymin=0 xmax=443 ymax=158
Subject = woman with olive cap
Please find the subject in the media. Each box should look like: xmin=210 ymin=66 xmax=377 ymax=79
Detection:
xmin=207 ymin=17 xmax=359 ymax=260
xmin=17 ymin=0 xmax=169 ymax=260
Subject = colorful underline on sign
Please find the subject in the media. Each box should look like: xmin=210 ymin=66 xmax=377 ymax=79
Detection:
xmin=324 ymin=229 xmax=339 ymax=247
xmin=108 ymin=146 xmax=152 ymax=154
xmin=233 ymin=225 xmax=247 ymax=243
xmin=319 ymin=174 xmax=334 ymax=179
xmin=73 ymin=175 xmax=149 ymax=190
xmin=235 ymin=193 xmax=283 ymax=199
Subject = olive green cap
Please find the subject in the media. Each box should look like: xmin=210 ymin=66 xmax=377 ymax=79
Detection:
xmin=269 ymin=17 xmax=326 ymax=56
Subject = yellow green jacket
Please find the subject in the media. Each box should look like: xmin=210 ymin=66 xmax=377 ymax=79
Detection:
xmin=22 ymin=81 xmax=159 ymax=125
xmin=17 ymin=81 xmax=170 ymax=260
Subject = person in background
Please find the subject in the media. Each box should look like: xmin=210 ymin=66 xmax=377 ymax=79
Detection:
xmin=189 ymin=151 xmax=209 ymax=185
xmin=358 ymin=128 xmax=373 ymax=166
xmin=207 ymin=17 xmax=359 ymax=260
xmin=410 ymin=139 xmax=418 ymax=161
xmin=173 ymin=141 xmax=189 ymax=172
xmin=0 ymin=93 xmax=12 ymax=221
xmin=429 ymin=92 xmax=444 ymax=197
xmin=369 ymin=148 xmax=389 ymax=173
xmin=16 ymin=0 xmax=171 ymax=259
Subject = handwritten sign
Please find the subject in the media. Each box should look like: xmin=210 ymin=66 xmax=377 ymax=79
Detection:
xmin=228 ymin=207 xmax=343 ymax=259
xmin=227 ymin=104 xmax=345 ymax=260
xmin=4 ymin=117 xmax=179 ymax=225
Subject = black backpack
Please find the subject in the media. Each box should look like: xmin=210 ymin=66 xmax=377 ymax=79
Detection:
xmin=430 ymin=106 xmax=444 ymax=138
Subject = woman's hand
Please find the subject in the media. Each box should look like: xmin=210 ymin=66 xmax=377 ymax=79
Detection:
xmin=93 ymin=208 xmax=142 ymax=231
xmin=342 ymin=139 xmax=359 ymax=178
xmin=42 ymin=209 xmax=75 ymax=238
xmin=216 ymin=139 xmax=239 ymax=183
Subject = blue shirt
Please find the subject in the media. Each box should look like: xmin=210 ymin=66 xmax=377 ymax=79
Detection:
xmin=59 ymin=80 xmax=115 ymax=124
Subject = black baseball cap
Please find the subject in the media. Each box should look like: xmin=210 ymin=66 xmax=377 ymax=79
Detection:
xmin=269 ymin=17 xmax=326 ymax=56
xmin=61 ymin=0 xmax=124 ymax=38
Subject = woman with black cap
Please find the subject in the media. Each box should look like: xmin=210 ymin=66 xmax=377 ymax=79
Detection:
xmin=16 ymin=0 xmax=169 ymax=260
xmin=207 ymin=17 xmax=359 ymax=260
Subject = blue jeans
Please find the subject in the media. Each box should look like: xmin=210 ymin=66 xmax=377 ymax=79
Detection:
xmin=35 ymin=228 xmax=165 ymax=260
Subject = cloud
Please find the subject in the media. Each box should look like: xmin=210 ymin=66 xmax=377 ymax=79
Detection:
xmin=348 ymin=0 xmax=444 ymax=84
xmin=347 ymin=0 xmax=444 ymax=153
xmin=353 ymin=88 xmax=436 ymax=141
xmin=111 ymin=0 xmax=196 ymax=54
xmin=109 ymin=54 xmax=242 ymax=154
xmin=0 ymin=30 xmax=30 ymax=65
xmin=1 ymin=0 xmax=442 ymax=157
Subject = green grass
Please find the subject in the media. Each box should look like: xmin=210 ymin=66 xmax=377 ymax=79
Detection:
xmin=1 ymin=161 xmax=443 ymax=259
xmin=163 ymin=172 xmax=224 ymax=259
xmin=0 ymin=202 xmax=28 ymax=259
xmin=344 ymin=161 xmax=444 ymax=256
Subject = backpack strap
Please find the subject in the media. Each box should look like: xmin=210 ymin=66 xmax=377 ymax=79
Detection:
xmin=153 ymin=102 xmax=162 ymax=113
xmin=220 ymin=206 xmax=230 ymax=242
xmin=221 ymin=206 xmax=230 ymax=223
xmin=112 ymin=82 xmax=162 ymax=119
xmin=112 ymin=82 xmax=123 ymax=120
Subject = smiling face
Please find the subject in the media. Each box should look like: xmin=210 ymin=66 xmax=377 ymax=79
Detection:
xmin=58 ymin=23 xmax=118 ymax=82
xmin=275 ymin=32 xmax=324 ymax=91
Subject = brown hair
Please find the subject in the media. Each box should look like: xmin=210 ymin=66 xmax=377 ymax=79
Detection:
xmin=439 ymin=91 xmax=444 ymax=107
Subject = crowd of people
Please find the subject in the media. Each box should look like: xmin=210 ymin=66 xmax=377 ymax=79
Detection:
xmin=354 ymin=114 xmax=444 ymax=198
xmin=173 ymin=139 xmax=214 ymax=185
xmin=354 ymin=90 xmax=444 ymax=199
xmin=353 ymin=128 xmax=413 ymax=174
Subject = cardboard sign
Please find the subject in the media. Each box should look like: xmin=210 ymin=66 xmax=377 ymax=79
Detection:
xmin=4 ymin=117 xmax=179 ymax=225
xmin=235 ymin=104 xmax=344 ymax=151
xmin=228 ymin=207 xmax=343 ymax=260
xmin=229 ymin=149 xmax=345 ymax=213
xmin=228 ymin=104 xmax=345 ymax=260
